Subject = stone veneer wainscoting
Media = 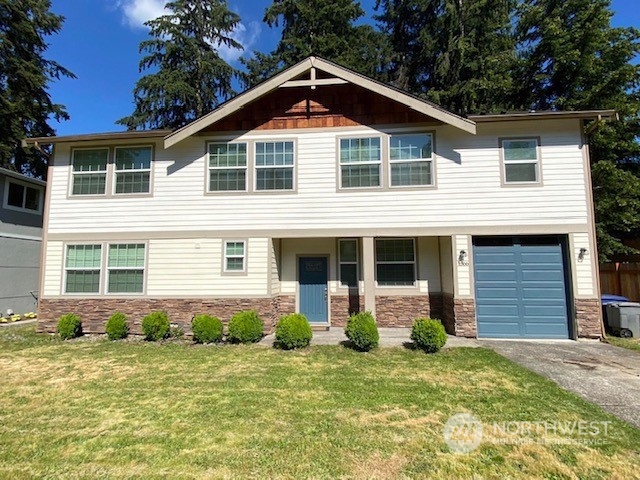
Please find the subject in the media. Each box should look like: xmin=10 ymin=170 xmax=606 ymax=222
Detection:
xmin=574 ymin=298 xmax=604 ymax=338
xmin=37 ymin=296 xmax=297 ymax=336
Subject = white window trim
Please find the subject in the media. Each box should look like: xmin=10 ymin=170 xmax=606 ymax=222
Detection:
xmin=374 ymin=238 xmax=417 ymax=287
xmin=207 ymin=141 xmax=248 ymax=193
xmin=501 ymin=137 xmax=541 ymax=185
xmin=254 ymin=141 xmax=295 ymax=191
xmin=2 ymin=177 xmax=43 ymax=215
xmin=388 ymin=133 xmax=434 ymax=188
xmin=223 ymin=240 xmax=247 ymax=274
xmin=63 ymin=244 xmax=103 ymax=295
xmin=338 ymin=239 xmax=359 ymax=287
xmin=338 ymin=136 xmax=382 ymax=189
xmin=70 ymin=147 xmax=109 ymax=197
xmin=113 ymin=146 xmax=153 ymax=195
xmin=106 ymin=243 xmax=147 ymax=294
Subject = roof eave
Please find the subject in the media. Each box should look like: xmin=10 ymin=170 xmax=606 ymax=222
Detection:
xmin=468 ymin=110 xmax=618 ymax=122
xmin=23 ymin=129 xmax=173 ymax=146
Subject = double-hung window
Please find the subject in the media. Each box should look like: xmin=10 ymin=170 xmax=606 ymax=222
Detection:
xmin=114 ymin=147 xmax=152 ymax=194
xmin=390 ymin=134 xmax=433 ymax=186
xmin=208 ymin=142 xmax=247 ymax=191
xmin=375 ymin=238 xmax=416 ymax=286
xmin=255 ymin=141 xmax=294 ymax=191
xmin=107 ymin=244 xmax=145 ymax=293
xmin=4 ymin=179 xmax=42 ymax=213
xmin=65 ymin=244 xmax=102 ymax=293
xmin=71 ymin=148 xmax=108 ymax=195
xmin=339 ymin=239 xmax=359 ymax=287
xmin=224 ymin=241 xmax=246 ymax=272
xmin=339 ymin=137 xmax=381 ymax=188
xmin=502 ymin=138 xmax=540 ymax=183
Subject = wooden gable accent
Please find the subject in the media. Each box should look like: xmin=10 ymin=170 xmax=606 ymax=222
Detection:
xmin=201 ymin=83 xmax=440 ymax=133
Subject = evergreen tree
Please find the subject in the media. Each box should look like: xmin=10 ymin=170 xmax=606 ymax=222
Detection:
xmin=118 ymin=0 xmax=241 ymax=130
xmin=242 ymin=0 xmax=391 ymax=87
xmin=0 ymin=0 xmax=74 ymax=178
xmin=375 ymin=0 xmax=517 ymax=115
xmin=515 ymin=0 xmax=640 ymax=260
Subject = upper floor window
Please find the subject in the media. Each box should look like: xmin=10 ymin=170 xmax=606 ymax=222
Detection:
xmin=339 ymin=137 xmax=381 ymax=188
xmin=4 ymin=178 xmax=42 ymax=214
xmin=375 ymin=238 xmax=416 ymax=286
xmin=502 ymin=138 xmax=540 ymax=184
xmin=255 ymin=141 xmax=294 ymax=191
xmin=114 ymin=147 xmax=152 ymax=194
xmin=390 ymin=134 xmax=433 ymax=187
xmin=71 ymin=148 xmax=108 ymax=195
xmin=208 ymin=142 xmax=247 ymax=192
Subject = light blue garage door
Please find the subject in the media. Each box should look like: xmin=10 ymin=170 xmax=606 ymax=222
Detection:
xmin=473 ymin=236 xmax=570 ymax=339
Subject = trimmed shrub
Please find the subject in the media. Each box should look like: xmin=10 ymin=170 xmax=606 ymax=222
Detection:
xmin=57 ymin=313 xmax=82 ymax=340
xmin=227 ymin=310 xmax=263 ymax=344
xmin=275 ymin=313 xmax=313 ymax=350
xmin=192 ymin=314 xmax=223 ymax=344
xmin=411 ymin=318 xmax=447 ymax=353
xmin=105 ymin=312 xmax=129 ymax=340
xmin=344 ymin=311 xmax=379 ymax=351
xmin=141 ymin=311 xmax=170 ymax=341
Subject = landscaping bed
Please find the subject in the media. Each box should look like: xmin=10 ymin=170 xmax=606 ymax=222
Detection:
xmin=0 ymin=326 xmax=639 ymax=478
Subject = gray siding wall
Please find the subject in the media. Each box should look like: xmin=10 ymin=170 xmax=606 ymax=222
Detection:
xmin=0 ymin=236 xmax=41 ymax=315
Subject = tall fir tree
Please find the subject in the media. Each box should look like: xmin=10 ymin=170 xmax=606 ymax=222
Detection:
xmin=515 ymin=0 xmax=640 ymax=260
xmin=375 ymin=0 xmax=517 ymax=115
xmin=0 ymin=0 xmax=75 ymax=178
xmin=118 ymin=0 xmax=241 ymax=130
xmin=242 ymin=0 xmax=391 ymax=87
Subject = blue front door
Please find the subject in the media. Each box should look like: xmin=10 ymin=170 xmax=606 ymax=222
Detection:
xmin=299 ymin=257 xmax=328 ymax=323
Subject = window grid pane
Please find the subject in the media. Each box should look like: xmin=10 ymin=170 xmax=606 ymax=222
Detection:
xmin=209 ymin=170 xmax=246 ymax=191
xmin=505 ymin=163 xmax=538 ymax=182
xmin=255 ymin=142 xmax=294 ymax=166
xmin=7 ymin=182 xmax=24 ymax=208
xmin=225 ymin=242 xmax=245 ymax=256
xmin=72 ymin=173 xmax=106 ymax=195
xmin=376 ymin=264 xmax=415 ymax=286
xmin=341 ymin=165 xmax=380 ymax=188
xmin=391 ymin=161 xmax=432 ymax=186
xmin=256 ymin=168 xmax=293 ymax=190
xmin=115 ymin=147 xmax=152 ymax=170
xmin=390 ymin=134 xmax=432 ymax=160
xmin=209 ymin=143 xmax=247 ymax=168
xmin=226 ymin=258 xmax=245 ymax=271
xmin=504 ymin=140 xmax=538 ymax=161
xmin=66 ymin=271 xmax=100 ymax=293
xmin=340 ymin=138 xmax=381 ymax=163
xmin=108 ymin=244 xmax=145 ymax=268
xmin=108 ymin=270 xmax=144 ymax=293
xmin=24 ymin=187 xmax=40 ymax=210
xmin=339 ymin=240 xmax=357 ymax=262
xmin=115 ymin=172 xmax=150 ymax=194
xmin=72 ymin=149 xmax=108 ymax=172
xmin=340 ymin=264 xmax=358 ymax=287
xmin=66 ymin=245 xmax=102 ymax=268
xmin=376 ymin=239 xmax=415 ymax=262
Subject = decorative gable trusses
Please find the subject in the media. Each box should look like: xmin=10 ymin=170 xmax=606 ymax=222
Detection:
xmin=163 ymin=56 xmax=478 ymax=148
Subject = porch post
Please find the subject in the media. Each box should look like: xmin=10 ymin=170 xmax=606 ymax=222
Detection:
xmin=362 ymin=236 xmax=376 ymax=316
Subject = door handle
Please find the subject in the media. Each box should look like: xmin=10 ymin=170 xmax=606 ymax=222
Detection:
xmin=324 ymin=288 xmax=327 ymax=300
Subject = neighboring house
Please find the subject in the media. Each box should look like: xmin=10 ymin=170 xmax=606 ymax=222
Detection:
xmin=26 ymin=57 xmax=615 ymax=339
xmin=0 ymin=167 xmax=45 ymax=316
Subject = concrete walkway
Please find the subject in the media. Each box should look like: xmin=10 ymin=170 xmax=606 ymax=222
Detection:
xmin=0 ymin=319 xmax=36 ymax=328
xmin=481 ymin=339 xmax=640 ymax=429
xmin=259 ymin=327 xmax=480 ymax=348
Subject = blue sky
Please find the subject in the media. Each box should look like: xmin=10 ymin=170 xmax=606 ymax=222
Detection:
xmin=46 ymin=0 xmax=639 ymax=136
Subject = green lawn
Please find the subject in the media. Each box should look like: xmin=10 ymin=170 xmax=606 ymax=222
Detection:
xmin=1 ymin=326 xmax=639 ymax=479
xmin=604 ymin=335 xmax=640 ymax=353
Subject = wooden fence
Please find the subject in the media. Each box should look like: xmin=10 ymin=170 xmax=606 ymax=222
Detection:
xmin=599 ymin=263 xmax=640 ymax=301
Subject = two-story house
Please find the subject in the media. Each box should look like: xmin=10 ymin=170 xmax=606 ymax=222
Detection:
xmin=0 ymin=167 xmax=45 ymax=316
xmin=26 ymin=57 xmax=613 ymax=339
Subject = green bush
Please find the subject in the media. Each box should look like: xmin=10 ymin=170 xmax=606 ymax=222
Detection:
xmin=227 ymin=310 xmax=263 ymax=344
xmin=411 ymin=318 xmax=447 ymax=353
xmin=141 ymin=311 xmax=170 ymax=341
xmin=105 ymin=312 xmax=129 ymax=340
xmin=192 ymin=314 xmax=223 ymax=344
xmin=275 ymin=313 xmax=313 ymax=349
xmin=344 ymin=311 xmax=379 ymax=351
xmin=57 ymin=313 xmax=82 ymax=340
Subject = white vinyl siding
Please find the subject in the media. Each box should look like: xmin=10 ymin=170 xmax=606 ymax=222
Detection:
xmin=502 ymin=138 xmax=540 ymax=183
xmin=255 ymin=141 xmax=294 ymax=190
xmin=572 ymin=232 xmax=595 ymax=296
xmin=114 ymin=147 xmax=151 ymax=194
xmin=389 ymin=133 xmax=433 ymax=186
xmin=208 ymin=142 xmax=247 ymax=192
xmin=454 ymin=235 xmax=472 ymax=296
xmin=71 ymin=148 xmax=108 ymax=195
xmin=339 ymin=137 xmax=381 ymax=188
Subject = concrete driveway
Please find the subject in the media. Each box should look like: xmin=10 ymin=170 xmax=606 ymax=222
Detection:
xmin=481 ymin=339 xmax=640 ymax=428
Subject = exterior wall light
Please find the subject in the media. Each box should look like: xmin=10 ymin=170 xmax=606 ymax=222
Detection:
xmin=458 ymin=250 xmax=468 ymax=264
xmin=578 ymin=247 xmax=588 ymax=262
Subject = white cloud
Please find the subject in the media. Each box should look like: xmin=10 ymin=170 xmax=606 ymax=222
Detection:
xmin=116 ymin=1 xmax=261 ymax=63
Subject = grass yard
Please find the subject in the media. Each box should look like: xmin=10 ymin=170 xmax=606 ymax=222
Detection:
xmin=1 ymin=327 xmax=639 ymax=479
xmin=604 ymin=335 xmax=640 ymax=353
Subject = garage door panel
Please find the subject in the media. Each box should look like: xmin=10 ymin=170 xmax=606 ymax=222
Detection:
xmin=473 ymin=236 xmax=569 ymax=339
